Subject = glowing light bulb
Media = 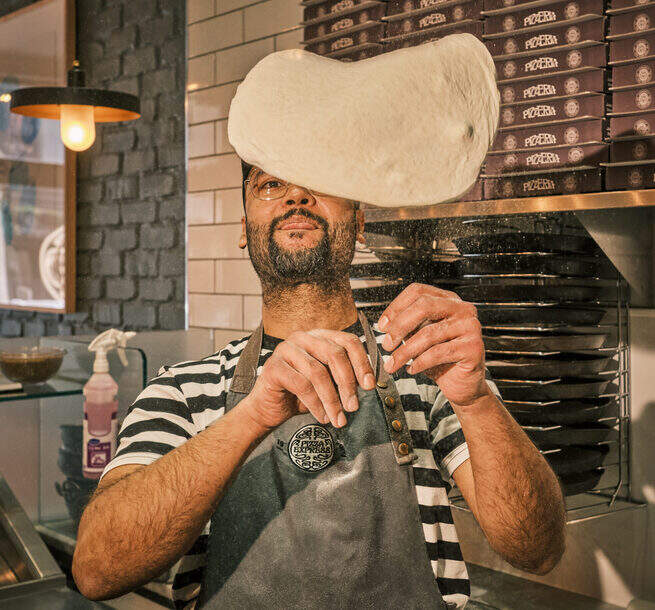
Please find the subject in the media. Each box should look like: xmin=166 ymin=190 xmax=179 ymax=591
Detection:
xmin=60 ymin=104 xmax=95 ymax=151
xmin=0 ymin=93 xmax=11 ymax=103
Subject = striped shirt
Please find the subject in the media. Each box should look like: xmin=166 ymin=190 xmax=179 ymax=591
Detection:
xmin=103 ymin=319 xmax=488 ymax=609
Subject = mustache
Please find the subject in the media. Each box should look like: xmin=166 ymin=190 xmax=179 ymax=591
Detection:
xmin=270 ymin=208 xmax=329 ymax=233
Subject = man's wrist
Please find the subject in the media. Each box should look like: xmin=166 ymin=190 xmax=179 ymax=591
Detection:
xmin=230 ymin=398 xmax=273 ymax=442
xmin=450 ymin=383 xmax=498 ymax=412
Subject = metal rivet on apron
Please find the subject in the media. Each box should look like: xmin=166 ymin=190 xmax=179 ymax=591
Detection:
xmin=398 ymin=442 xmax=409 ymax=455
xmin=384 ymin=396 xmax=395 ymax=408
xmin=391 ymin=419 xmax=402 ymax=432
xmin=377 ymin=379 xmax=388 ymax=389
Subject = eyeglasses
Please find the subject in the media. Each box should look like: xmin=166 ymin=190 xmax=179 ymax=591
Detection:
xmin=244 ymin=169 xmax=332 ymax=201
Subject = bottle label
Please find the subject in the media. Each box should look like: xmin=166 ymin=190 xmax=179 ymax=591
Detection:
xmin=83 ymin=416 xmax=117 ymax=477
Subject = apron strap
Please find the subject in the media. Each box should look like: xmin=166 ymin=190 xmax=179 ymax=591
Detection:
xmin=358 ymin=311 xmax=418 ymax=466
xmin=230 ymin=324 xmax=263 ymax=394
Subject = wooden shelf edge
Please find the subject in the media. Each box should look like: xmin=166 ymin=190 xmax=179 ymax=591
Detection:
xmin=363 ymin=189 xmax=655 ymax=222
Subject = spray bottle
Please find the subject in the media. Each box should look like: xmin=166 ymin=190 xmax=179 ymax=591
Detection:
xmin=83 ymin=329 xmax=136 ymax=479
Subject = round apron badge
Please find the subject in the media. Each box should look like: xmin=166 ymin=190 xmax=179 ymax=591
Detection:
xmin=288 ymin=424 xmax=334 ymax=472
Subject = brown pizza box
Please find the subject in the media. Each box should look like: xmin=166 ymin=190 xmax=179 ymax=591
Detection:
xmin=384 ymin=1 xmax=481 ymax=37
xmin=485 ymin=142 xmax=608 ymax=174
xmin=607 ymin=0 xmax=655 ymax=10
xmin=483 ymin=0 xmax=604 ymax=36
xmin=304 ymin=22 xmax=386 ymax=54
xmin=303 ymin=0 xmax=386 ymax=25
xmin=611 ymin=58 xmax=655 ymax=86
xmin=456 ymin=177 xmax=484 ymax=201
xmin=603 ymin=160 xmax=655 ymax=189
xmin=608 ymin=4 xmax=655 ymax=37
xmin=381 ymin=19 xmax=484 ymax=49
xmin=499 ymin=66 xmax=605 ymax=104
xmin=611 ymin=84 xmax=655 ymax=112
xmin=303 ymin=4 xmax=386 ymax=42
xmin=483 ymin=167 xmax=602 ymax=198
xmin=328 ymin=43 xmax=384 ymax=59
xmin=495 ymin=41 xmax=606 ymax=80
xmin=484 ymin=0 xmax=552 ymax=12
xmin=610 ymin=136 xmax=655 ymax=160
xmin=500 ymin=92 xmax=606 ymax=128
xmin=484 ymin=15 xmax=606 ymax=57
xmin=609 ymin=110 xmax=655 ymax=138
xmin=492 ymin=117 xmax=605 ymax=152
xmin=609 ymin=30 xmax=655 ymax=63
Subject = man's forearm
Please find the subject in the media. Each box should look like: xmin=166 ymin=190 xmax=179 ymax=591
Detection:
xmin=73 ymin=399 xmax=269 ymax=600
xmin=454 ymin=390 xmax=566 ymax=573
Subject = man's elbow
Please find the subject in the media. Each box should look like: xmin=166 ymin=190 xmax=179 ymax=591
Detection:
xmin=72 ymin=543 xmax=119 ymax=601
xmin=516 ymin=534 xmax=566 ymax=575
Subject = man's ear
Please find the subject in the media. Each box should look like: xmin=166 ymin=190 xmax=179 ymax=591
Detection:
xmin=356 ymin=208 xmax=365 ymax=244
xmin=239 ymin=216 xmax=247 ymax=249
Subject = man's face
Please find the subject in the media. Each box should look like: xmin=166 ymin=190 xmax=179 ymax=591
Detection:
xmin=240 ymin=167 xmax=364 ymax=290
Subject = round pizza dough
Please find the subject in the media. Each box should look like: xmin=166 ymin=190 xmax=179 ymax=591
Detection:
xmin=228 ymin=34 xmax=499 ymax=208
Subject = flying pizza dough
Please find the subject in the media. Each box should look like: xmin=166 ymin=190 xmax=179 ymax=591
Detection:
xmin=228 ymin=34 xmax=499 ymax=208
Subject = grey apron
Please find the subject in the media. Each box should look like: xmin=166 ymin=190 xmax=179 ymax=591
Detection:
xmin=198 ymin=312 xmax=448 ymax=609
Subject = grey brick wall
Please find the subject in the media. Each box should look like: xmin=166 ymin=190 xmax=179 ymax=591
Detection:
xmin=0 ymin=0 xmax=186 ymax=337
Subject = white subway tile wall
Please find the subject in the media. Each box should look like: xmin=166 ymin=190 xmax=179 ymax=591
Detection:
xmin=186 ymin=0 xmax=302 ymax=335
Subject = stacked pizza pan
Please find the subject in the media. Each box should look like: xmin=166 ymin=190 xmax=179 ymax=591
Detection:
xmin=451 ymin=221 xmax=623 ymax=497
xmin=603 ymin=1 xmax=655 ymax=188
xmin=352 ymin=215 xmax=625 ymax=497
xmin=482 ymin=0 xmax=609 ymax=198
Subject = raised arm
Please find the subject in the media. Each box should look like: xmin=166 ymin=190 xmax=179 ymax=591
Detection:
xmin=379 ymin=283 xmax=566 ymax=574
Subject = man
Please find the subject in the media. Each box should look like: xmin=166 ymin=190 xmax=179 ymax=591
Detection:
xmin=73 ymin=161 xmax=565 ymax=609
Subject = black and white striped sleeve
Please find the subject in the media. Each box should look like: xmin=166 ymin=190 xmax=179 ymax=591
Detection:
xmin=101 ymin=366 xmax=196 ymax=479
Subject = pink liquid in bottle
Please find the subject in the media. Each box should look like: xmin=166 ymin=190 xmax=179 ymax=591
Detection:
xmin=83 ymin=372 xmax=118 ymax=480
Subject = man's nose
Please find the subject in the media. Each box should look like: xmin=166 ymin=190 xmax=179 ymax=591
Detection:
xmin=284 ymin=184 xmax=315 ymax=206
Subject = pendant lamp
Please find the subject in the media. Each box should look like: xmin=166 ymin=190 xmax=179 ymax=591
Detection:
xmin=9 ymin=61 xmax=140 ymax=152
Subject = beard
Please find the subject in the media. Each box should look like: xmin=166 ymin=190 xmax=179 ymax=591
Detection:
xmin=246 ymin=207 xmax=357 ymax=294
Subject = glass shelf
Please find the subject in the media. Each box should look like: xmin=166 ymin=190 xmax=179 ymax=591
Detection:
xmin=0 ymin=379 xmax=83 ymax=403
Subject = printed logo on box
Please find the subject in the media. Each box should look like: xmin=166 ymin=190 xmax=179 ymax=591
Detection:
xmin=527 ymin=151 xmax=560 ymax=165
xmin=332 ymin=0 xmax=355 ymax=14
xmin=524 ymin=83 xmax=557 ymax=98
xmin=636 ymin=64 xmax=653 ymax=84
xmin=634 ymin=39 xmax=650 ymax=58
xmin=504 ymin=15 xmax=516 ymax=31
xmin=634 ymin=118 xmax=651 ymax=135
xmin=504 ymin=38 xmax=519 ymax=54
xmin=565 ymin=26 xmax=581 ymax=44
xmin=524 ymin=11 xmax=556 ymax=28
xmin=564 ymin=77 xmax=580 ymax=94
xmin=504 ymin=153 xmax=519 ymax=167
xmin=636 ymin=89 xmax=653 ymax=109
xmin=504 ymin=134 xmax=518 ymax=149
xmin=419 ymin=12 xmax=446 ymax=28
xmin=523 ymin=104 xmax=556 ymax=120
xmin=502 ymin=86 xmax=516 ymax=103
xmin=629 ymin=168 xmax=644 ymax=186
xmin=564 ymin=98 xmax=581 ymax=117
xmin=525 ymin=132 xmax=557 ymax=147
xmin=502 ymin=107 xmax=516 ymax=125
xmin=526 ymin=34 xmax=558 ymax=50
xmin=501 ymin=180 xmax=515 ymax=197
xmin=453 ymin=6 xmax=464 ymax=21
xmin=634 ymin=13 xmax=650 ymax=32
xmin=564 ymin=126 xmax=580 ymax=144
xmin=563 ymin=174 xmax=578 ymax=191
xmin=568 ymin=146 xmax=584 ymax=162
xmin=565 ymin=2 xmax=580 ymax=19
xmin=503 ymin=61 xmax=517 ymax=78
xmin=567 ymin=50 xmax=583 ymax=68
xmin=524 ymin=177 xmax=555 ymax=192
xmin=331 ymin=18 xmax=354 ymax=32
xmin=633 ymin=141 xmax=648 ymax=159
xmin=525 ymin=56 xmax=558 ymax=72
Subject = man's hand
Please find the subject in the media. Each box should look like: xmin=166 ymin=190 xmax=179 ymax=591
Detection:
xmin=241 ymin=329 xmax=377 ymax=431
xmin=378 ymin=283 xmax=489 ymax=407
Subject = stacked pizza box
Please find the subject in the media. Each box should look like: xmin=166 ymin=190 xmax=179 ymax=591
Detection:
xmin=300 ymin=0 xmax=389 ymax=61
xmin=482 ymin=0 xmax=609 ymax=199
xmin=604 ymin=1 xmax=655 ymax=190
